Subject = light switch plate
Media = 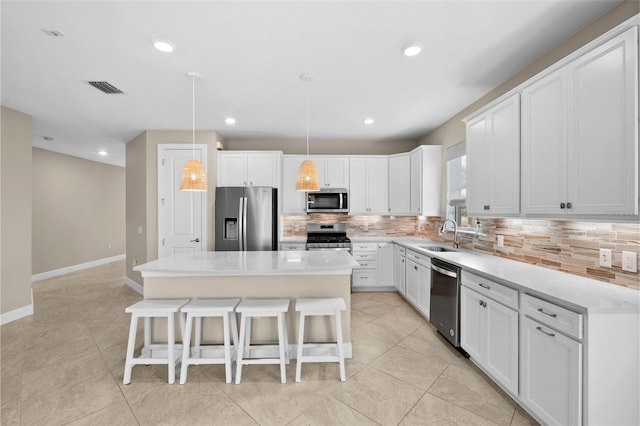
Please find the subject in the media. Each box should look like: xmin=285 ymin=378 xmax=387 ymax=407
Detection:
xmin=599 ymin=248 xmax=612 ymax=268
xmin=497 ymin=235 xmax=504 ymax=248
xmin=622 ymin=251 xmax=638 ymax=273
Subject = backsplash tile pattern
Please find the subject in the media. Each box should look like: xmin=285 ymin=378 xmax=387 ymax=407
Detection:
xmin=283 ymin=215 xmax=639 ymax=290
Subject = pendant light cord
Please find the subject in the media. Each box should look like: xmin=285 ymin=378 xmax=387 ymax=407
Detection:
xmin=305 ymin=82 xmax=310 ymax=159
xmin=192 ymin=75 xmax=196 ymax=160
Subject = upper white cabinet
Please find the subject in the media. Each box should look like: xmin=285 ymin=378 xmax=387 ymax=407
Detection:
xmin=466 ymin=93 xmax=521 ymax=217
xmin=522 ymin=27 xmax=638 ymax=217
xmin=388 ymin=153 xmax=411 ymax=214
xmin=410 ymin=146 xmax=442 ymax=216
xmin=314 ymin=157 xmax=350 ymax=189
xmin=349 ymin=157 xmax=388 ymax=214
xmin=217 ymin=151 xmax=281 ymax=188
xmin=282 ymin=155 xmax=306 ymax=214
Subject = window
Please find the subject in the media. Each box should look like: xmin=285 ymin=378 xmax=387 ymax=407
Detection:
xmin=446 ymin=141 xmax=480 ymax=233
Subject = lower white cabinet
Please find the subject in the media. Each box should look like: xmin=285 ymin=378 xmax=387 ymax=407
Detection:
xmin=377 ymin=243 xmax=394 ymax=287
xmin=520 ymin=315 xmax=582 ymax=426
xmin=460 ymin=285 xmax=519 ymax=395
xmin=405 ymin=250 xmax=431 ymax=318
xmin=280 ymin=242 xmax=306 ymax=251
xmin=393 ymin=245 xmax=406 ymax=295
xmin=352 ymin=243 xmax=377 ymax=289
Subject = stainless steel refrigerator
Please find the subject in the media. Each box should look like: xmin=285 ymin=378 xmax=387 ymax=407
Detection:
xmin=215 ymin=187 xmax=278 ymax=251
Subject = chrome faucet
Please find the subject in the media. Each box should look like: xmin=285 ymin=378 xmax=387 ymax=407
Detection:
xmin=440 ymin=219 xmax=459 ymax=249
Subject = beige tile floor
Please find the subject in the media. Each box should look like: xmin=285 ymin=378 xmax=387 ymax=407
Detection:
xmin=1 ymin=261 xmax=539 ymax=425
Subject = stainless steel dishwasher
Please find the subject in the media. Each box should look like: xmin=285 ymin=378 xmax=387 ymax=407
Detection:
xmin=430 ymin=258 xmax=461 ymax=347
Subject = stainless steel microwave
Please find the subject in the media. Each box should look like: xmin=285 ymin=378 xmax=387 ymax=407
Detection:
xmin=306 ymin=189 xmax=349 ymax=213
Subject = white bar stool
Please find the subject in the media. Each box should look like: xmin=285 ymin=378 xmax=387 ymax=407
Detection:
xmin=123 ymin=298 xmax=190 ymax=385
xmin=235 ymin=299 xmax=290 ymax=384
xmin=295 ymin=297 xmax=347 ymax=382
xmin=179 ymin=298 xmax=240 ymax=384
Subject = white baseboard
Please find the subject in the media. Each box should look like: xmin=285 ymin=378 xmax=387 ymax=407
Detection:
xmin=1 ymin=301 xmax=34 ymax=325
xmin=125 ymin=276 xmax=144 ymax=295
xmin=32 ymin=254 xmax=126 ymax=282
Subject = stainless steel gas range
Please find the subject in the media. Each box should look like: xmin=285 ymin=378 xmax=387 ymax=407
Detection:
xmin=305 ymin=224 xmax=352 ymax=253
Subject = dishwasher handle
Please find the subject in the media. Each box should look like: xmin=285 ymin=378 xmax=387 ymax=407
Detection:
xmin=432 ymin=264 xmax=458 ymax=279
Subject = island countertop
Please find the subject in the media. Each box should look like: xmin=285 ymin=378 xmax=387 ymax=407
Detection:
xmin=134 ymin=250 xmax=360 ymax=277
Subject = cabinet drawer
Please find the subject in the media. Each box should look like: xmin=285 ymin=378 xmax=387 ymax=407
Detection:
xmin=280 ymin=244 xmax=306 ymax=251
xmin=462 ymin=271 xmax=518 ymax=310
xmin=353 ymin=243 xmax=378 ymax=252
xmin=355 ymin=260 xmax=376 ymax=269
xmin=353 ymin=252 xmax=377 ymax=262
xmin=353 ymin=270 xmax=376 ymax=287
xmin=406 ymin=250 xmax=430 ymax=266
xmin=521 ymin=294 xmax=583 ymax=340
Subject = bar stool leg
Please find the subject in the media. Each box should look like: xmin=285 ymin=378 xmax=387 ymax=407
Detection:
xmin=143 ymin=317 xmax=151 ymax=359
xmin=179 ymin=313 xmax=194 ymax=385
xmin=194 ymin=316 xmax=202 ymax=357
xmin=335 ymin=310 xmax=346 ymax=382
xmin=222 ymin=313 xmax=232 ymax=384
xmin=277 ymin=312 xmax=287 ymax=384
xmin=123 ymin=314 xmax=138 ymax=385
xmin=167 ymin=313 xmax=176 ymax=384
xmin=235 ymin=313 xmax=247 ymax=384
xmin=295 ymin=312 xmax=306 ymax=382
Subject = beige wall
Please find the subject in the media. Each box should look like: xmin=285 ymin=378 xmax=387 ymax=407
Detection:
xmin=1 ymin=106 xmax=33 ymax=315
xmin=224 ymin=139 xmax=418 ymax=155
xmin=31 ymin=148 xmax=125 ymax=275
xmin=125 ymin=130 xmax=221 ymax=285
xmin=418 ymin=1 xmax=640 ymax=211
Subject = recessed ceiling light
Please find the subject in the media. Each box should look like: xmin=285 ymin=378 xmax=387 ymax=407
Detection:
xmin=403 ymin=44 xmax=422 ymax=57
xmin=364 ymin=118 xmax=375 ymax=125
xmin=225 ymin=117 xmax=236 ymax=125
xmin=98 ymin=150 xmax=108 ymax=156
xmin=153 ymin=39 xmax=175 ymax=53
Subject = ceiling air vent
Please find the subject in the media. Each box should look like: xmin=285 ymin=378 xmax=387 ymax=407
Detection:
xmin=88 ymin=81 xmax=124 ymax=94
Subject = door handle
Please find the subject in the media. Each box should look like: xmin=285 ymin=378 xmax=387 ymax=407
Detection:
xmin=536 ymin=326 xmax=555 ymax=337
xmin=190 ymin=238 xmax=200 ymax=243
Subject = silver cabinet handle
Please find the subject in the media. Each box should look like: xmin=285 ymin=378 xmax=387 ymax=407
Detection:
xmin=479 ymin=283 xmax=491 ymax=290
xmin=536 ymin=326 xmax=555 ymax=337
xmin=190 ymin=238 xmax=200 ymax=243
xmin=537 ymin=308 xmax=557 ymax=318
xmin=478 ymin=300 xmax=487 ymax=308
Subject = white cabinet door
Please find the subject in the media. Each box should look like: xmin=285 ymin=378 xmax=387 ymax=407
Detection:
xmin=283 ymin=156 xmax=306 ymax=214
xmin=520 ymin=315 xmax=582 ymax=426
xmin=324 ymin=157 xmax=349 ymax=188
xmin=460 ymin=286 xmax=484 ymax=361
xmin=217 ymin=153 xmax=247 ymax=186
xmin=466 ymin=94 xmax=520 ymax=216
xmin=521 ymin=69 xmax=568 ymax=215
xmin=406 ymin=259 xmax=420 ymax=306
xmin=389 ymin=154 xmax=411 ymax=214
xmin=417 ymin=261 xmax=431 ymax=318
xmin=568 ymin=27 xmax=638 ymax=216
xmin=349 ymin=158 xmax=368 ymax=213
xmin=349 ymin=157 xmax=388 ymax=214
xmin=377 ymin=243 xmax=394 ymax=287
xmin=247 ymin=153 xmax=279 ymax=187
xmin=409 ymin=146 xmax=441 ymax=216
xmin=409 ymin=149 xmax=422 ymax=215
xmin=484 ymin=298 xmax=518 ymax=395
xmin=367 ymin=157 xmax=389 ymax=214
xmin=395 ymin=251 xmax=406 ymax=294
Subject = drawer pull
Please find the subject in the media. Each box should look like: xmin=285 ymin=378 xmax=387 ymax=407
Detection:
xmin=537 ymin=308 xmax=557 ymax=318
xmin=536 ymin=326 xmax=555 ymax=337
xmin=478 ymin=283 xmax=491 ymax=290
xmin=479 ymin=300 xmax=487 ymax=308
xmin=414 ymin=266 xmax=418 ymax=270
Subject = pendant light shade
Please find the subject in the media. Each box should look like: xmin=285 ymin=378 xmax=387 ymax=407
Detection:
xmin=296 ymin=73 xmax=320 ymax=192
xmin=180 ymin=72 xmax=207 ymax=191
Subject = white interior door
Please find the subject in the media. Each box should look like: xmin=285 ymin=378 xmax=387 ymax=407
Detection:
xmin=158 ymin=145 xmax=207 ymax=258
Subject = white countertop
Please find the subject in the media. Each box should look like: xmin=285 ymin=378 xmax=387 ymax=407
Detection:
xmin=134 ymin=250 xmax=360 ymax=277
xmin=391 ymin=238 xmax=640 ymax=314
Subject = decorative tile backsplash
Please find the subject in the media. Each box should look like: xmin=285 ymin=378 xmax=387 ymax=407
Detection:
xmin=283 ymin=215 xmax=640 ymax=290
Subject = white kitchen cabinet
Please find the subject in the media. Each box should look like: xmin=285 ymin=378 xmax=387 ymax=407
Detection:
xmin=460 ymin=285 xmax=519 ymax=396
xmin=314 ymin=157 xmax=349 ymax=189
xmin=410 ymin=146 xmax=441 ymax=216
xmin=282 ymin=155 xmax=307 ymax=214
xmin=349 ymin=157 xmax=388 ymax=214
xmin=393 ymin=244 xmax=406 ymax=295
xmin=520 ymin=315 xmax=582 ymax=426
xmin=466 ymin=94 xmax=520 ymax=216
xmin=377 ymin=243 xmax=394 ymax=288
xmin=280 ymin=242 xmax=306 ymax=251
xmin=217 ymin=151 xmax=281 ymax=188
xmin=388 ymin=153 xmax=411 ymax=214
xmin=405 ymin=250 xmax=430 ymax=317
xmin=522 ymin=27 xmax=638 ymax=217
xmin=351 ymin=242 xmax=378 ymax=289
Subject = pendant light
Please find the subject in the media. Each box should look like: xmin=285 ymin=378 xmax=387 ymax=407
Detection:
xmin=295 ymin=74 xmax=320 ymax=192
xmin=180 ymin=72 xmax=208 ymax=191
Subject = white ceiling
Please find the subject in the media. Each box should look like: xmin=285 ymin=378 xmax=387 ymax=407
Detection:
xmin=1 ymin=0 xmax=621 ymax=167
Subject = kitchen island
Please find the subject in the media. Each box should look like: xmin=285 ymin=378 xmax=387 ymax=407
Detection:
xmin=134 ymin=250 xmax=360 ymax=355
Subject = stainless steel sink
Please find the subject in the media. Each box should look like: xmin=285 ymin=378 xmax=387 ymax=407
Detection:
xmin=420 ymin=245 xmax=456 ymax=252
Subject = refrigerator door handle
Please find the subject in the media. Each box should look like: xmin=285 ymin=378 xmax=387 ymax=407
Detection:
xmin=238 ymin=197 xmax=244 ymax=251
xmin=242 ymin=196 xmax=248 ymax=250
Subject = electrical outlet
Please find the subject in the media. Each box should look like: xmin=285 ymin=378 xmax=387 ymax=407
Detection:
xmin=107 ymin=243 xmax=112 ymax=249
xmin=599 ymin=248 xmax=612 ymax=268
xmin=294 ymin=223 xmax=300 ymax=232
xmin=364 ymin=223 xmax=369 ymax=232
xmin=622 ymin=251 xmax=638 ymax=273
xmin=497 ymin=235 xmax=504 ymax=248
xmin=137 ymin=225 xmax=143 ymax=235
